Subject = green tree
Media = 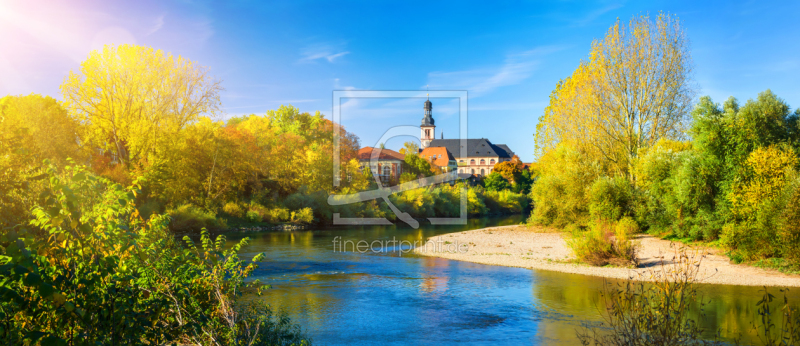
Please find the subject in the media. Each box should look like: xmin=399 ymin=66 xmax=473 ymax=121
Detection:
xmin=484 ymin=172 xmax=511 ymax=191
xmin=403 ymin=153 xmax=435 ymax=178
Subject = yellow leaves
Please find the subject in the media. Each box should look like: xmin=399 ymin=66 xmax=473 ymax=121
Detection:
xmin=60 ymin=44 xmax=222 ymax=167
xmin=536 ymin=13 xmax=692 ymax=178
xmin=729 ymin=146 xmax=798 ymax=217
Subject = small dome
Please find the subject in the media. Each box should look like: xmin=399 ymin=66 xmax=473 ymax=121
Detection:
xmin=424 ymin=99 xmax=432 ymax=110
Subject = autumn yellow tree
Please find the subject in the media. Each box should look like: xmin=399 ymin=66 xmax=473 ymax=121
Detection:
xmin=536 ymin=12 xmax=694 ymax=179
xmin=60 ymin=44 xmax=222 ymax=169
xmin=0 ymin=94 xmax=85 ymax=166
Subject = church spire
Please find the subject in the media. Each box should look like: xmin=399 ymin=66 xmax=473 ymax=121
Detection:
xmin=420 ymin=93 xmax=435 ymax=149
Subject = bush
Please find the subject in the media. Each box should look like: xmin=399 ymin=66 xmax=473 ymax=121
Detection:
xmin=0 ymin=164 xmax=310 ymax=345
xmin=248 ymin=202 xmax=270 ymax=222
xmin=588 ymin=176 xmax=634 ymax=221
xmin=169 ymin=204 xmax=226 ymax=232
xmin=291 ymin=207 xmax=315 ymax=224
xmin=779 ymin=180 xmax=800 ymax=267
xmin=576 ymin=247 xmax=800 ymax=346
xmin=245 ymin=210 xmax=262 ymax=222
xmin=567 ymin=221 xmax=638 ymax=267
xmin=268 ymin=208 xmax=291 ymax=223
xmin=576 ymin=248 xmax=724 ymax=346
xmin=137 ymin=199 xmax=163 ymax=219
xmin=615 ymin=216 xmax=640 ymax=236
xmin=528 ymin=143 xmax=599 ymax=227
xmin=223 ymin=201 xmax=246 ymax=218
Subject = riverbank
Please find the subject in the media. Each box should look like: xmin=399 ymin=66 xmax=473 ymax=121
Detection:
xmin=413 ymin=225 xmax=800 ymax=287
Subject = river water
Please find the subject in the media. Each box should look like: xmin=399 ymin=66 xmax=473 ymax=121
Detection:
xmin=227 ymin=216 xmax=799 ymax=345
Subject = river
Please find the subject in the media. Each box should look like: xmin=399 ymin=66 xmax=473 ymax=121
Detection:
xmin=226 ymin=216 xmax=799 ymax=345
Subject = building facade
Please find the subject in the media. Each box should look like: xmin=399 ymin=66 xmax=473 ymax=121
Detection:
xmin=418 ymin=99 xmax=515 ymax=177
xmin=357 ymin=146 xmax=405 ymax=184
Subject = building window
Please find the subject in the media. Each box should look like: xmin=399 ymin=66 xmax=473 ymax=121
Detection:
xmin=481 ymin=169 xmax=485 ymax=176
xmin=470 ymin=159 xmax=475 ymax=165
xmin=425 ymin=129 xmax=431 ymax=138
xmin=382 ymin=166 xmax=391 ymax=183
xmin=471 ymin=169 xmax=475 ymax=174
xmin=490 ymin=159 xmax=495 ymax=165
xmin=480 ymin=159 xmax=485 ymax=165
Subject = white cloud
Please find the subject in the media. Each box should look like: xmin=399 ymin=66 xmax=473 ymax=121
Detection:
xmin=427 ymin=45 xmax=567 ymax=97
xmin=299 ymin=43 xmax=350 ymax=63
xmin=147 ymin=14 xmax=165 ymax=36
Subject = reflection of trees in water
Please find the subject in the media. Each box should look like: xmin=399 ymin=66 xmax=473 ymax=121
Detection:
xmin=532 ymin=268 xmax=800 ymax=344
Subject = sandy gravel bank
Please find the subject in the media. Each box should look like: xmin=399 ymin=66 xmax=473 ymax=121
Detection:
xmin=413 ymin=225 xmax=800 ymax=287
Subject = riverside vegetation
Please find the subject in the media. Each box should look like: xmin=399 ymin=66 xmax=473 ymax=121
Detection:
xmin=0 ymin=42 xmax=529 ymax=345
xmin=530 ymin=12 xmax=800 ymax=344
xmin=0 ymin=44 xmax=529 ymax=236
xmin=577 ymin=247 xmax=800 ymax=346
xmin=529 ymin=13 xmax=800 ymax=273
xmin=0 ymin=162 xmax=309 ymax=345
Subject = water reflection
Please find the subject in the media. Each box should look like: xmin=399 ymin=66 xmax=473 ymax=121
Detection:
xmin=224 ymin=216 xmax=800 ymax=345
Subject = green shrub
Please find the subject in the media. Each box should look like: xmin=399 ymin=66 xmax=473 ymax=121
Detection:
xmin=291 ymin=207 xmax=315 ymax=224
xmin=138 ymin=199 xmax=163 ymax=219
xmin=779 ymin=180 xmax=800 ymax=267
xmin=615 ymin=216 xmax=640 ymax=236
xmin=268 ymin=208 xmax=291 ymax=223
xmin=245 ymin=210 xmax=262 ymax=222
xmin=169 ymin=204 xmax=226 ymax=232
xmin=588 ymin=176 xmax=634 ymax=221
xmin=248 ymin=202 xmax=270 ymax=221
xmin=528 ymin=143 xmax=598 ymax=227
xmin=567 ymin=221 xmax=638 ymax=267
xmin=0 ymin=164 xmax=310 ymax=345
xmin=223 ymin=201 xmax=246 ymax=218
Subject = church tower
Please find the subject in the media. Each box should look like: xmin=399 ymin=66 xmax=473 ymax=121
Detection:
xmin=420 ymin=95 xmax=435 ymax=149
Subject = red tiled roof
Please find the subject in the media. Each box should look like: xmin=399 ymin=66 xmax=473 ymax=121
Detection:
xmin=358 ymin=147 xmax=405 ymax=161
xmin=420 ymin=147 xmax=452 ymax=167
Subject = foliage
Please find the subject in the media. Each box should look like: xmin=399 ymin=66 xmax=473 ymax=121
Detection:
xmin=576 ymin=247 xmax=800 ymax=346
xmin=484 ymin=172 xmax=511 ymax=191
xmin=61 ymin=44 xmax=223 ymax=169
xmin=0 ymin=94 xmax=85 ymax=167
xmin=728 ymin=145 xmax=797 ymax=218
xmin=567 ymin=220 xmax=638 ymax=267
xmin=588 ymin=176 xmax=634 ymax=222
xmin=576 ymin=248 xmax=722 ymax=346
xmin=268 ymin=208 xmax=291 ymax=223
xmin=168 ymin=204 xmax=226 ymax=233
xmin=388 ymin=183 xmax=526 ymax=218
xmin=528 ymin=143 xmax=600 ymax=227
xmin=223 ymin=202 xmax=247 ymax=219
xmin=403 ymin=153 xmax=435 ymax=178
xmin=245 ymin=210 xmax=262 ymax=223
xmin=0 ymin=164 xmax=310 ymax=345
xmin=536 ymin=12 xmax=693 ymax=178
xmin=493 ymin=155 xmax=523 ymax=183
xmin=398 ymin=141 xmax=419 ymax=155
xmin=291 ymin=208 xmax=315 ymax=224
xmin=615 ymin=216 xmax=640 ymax=236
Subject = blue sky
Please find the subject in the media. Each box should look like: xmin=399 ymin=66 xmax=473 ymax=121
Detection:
xmin=2 ymin=0 xmax=799 ymax=160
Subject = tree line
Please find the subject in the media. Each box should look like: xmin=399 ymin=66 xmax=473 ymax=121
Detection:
xmin=529 ymin=12 xmax=800 ymax=270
